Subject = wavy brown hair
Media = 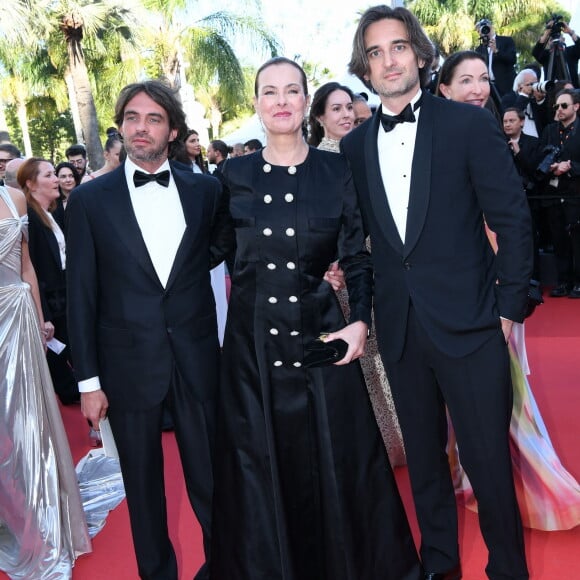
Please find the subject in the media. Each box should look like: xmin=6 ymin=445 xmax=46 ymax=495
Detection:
xmin=18 ymin=157 xmax=56 ymax=229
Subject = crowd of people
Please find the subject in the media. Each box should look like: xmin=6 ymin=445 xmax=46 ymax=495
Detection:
xmin=1 ymin=3 xmax=580 ymax=580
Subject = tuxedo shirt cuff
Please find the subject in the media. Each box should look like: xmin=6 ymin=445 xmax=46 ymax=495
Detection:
xmin=78 ymin=376 xmax=102 ymax=393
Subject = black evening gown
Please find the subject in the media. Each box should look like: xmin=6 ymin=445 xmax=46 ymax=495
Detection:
xmin=211 ymin=149 xmax=421 ymax=580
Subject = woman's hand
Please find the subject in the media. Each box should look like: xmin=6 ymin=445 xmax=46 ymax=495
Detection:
xmin=323 ymin=320 xmax=368 ymax=365
xmin=43 ymin=321 xmax=55 ymax=341
xmin=323 ymin=261 xmax=346 ymax=292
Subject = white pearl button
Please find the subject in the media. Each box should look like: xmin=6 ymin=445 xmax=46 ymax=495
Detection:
xmin=288 ymin=166 xmax=297 ymax=175
xmin=273 ymin=360 xmax=282 ymax=367
xmin=286 ymin=262 xmax=296 ymax=270
xmin=268 ymin=297 xmax=278 ymax=304
xmin=290 ymin=330 xmax=300 ymax=336
xmin=293 ymin=361 xmax=302 ymax=367
xmin=264 ymin=194 xmax=272 ymax=203
xmin=285 ymin=228 xmax=295 ymax=236
xmin=263 ymin=228 xmax=272 ymax=236
xmin=288 ymin=296 xmax=298 ymax=303
xmin=285 ymin=193 xmax=294 ymax=202
xmin=270 ymin=328 xmax=279 ymax=335
xmin=267 ymin=263 xmax=276 ymax=270
xmin=263 ymin=163 xmax=272 ymax=173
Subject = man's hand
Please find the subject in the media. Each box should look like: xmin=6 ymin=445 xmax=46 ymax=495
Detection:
xmin=323 ymin=261 xmax=346 ymax=291
xmin=81 ymin=390 xmax=109 ymax=429
xmin=501 ymin=318 xmax=514 ymax=343
xmin=551 ymin=160 xmax=572 ymax=176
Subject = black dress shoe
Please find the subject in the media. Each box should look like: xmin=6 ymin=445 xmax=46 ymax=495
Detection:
xmin=568 ymin=284 xmax=580 ymax=299
xmin=424 ymin=564 xmax=462 ymax=580
xmin=549 ymin=283 xmax=570 ymax=297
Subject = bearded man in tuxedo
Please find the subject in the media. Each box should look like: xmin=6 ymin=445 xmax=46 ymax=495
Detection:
xmin=67 ymin=80 xmax=231 ymax=580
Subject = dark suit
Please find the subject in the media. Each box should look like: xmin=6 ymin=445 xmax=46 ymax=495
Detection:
xmin=27 ymin=206 xmax=78 ymax=404
xmin=66 ymin=162 xmax=230 ymax=579
xmin=537 ymin=119 xmax=580 ymax=285
xmin=501 ymin=92 xmax=549 ymax=137
xmin=342 ymin=91 xmax=531 ymax=578
xmin=475 ymin=35 xmax=517 ymax=97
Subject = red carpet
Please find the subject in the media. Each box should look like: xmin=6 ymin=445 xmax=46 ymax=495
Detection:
xmin=2 ymin=295 xmax=579 ymax=579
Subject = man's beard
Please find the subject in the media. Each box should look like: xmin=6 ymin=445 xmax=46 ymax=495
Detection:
xmin=125 ymin=140 xmax=167 ymax=163
xmin=374 ymin=68 xmax=421 ymax=100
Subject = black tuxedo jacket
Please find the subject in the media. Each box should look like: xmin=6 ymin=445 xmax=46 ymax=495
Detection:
xmin=512 ymin=132 xmax=541 ymax=191
xmin=341 ymin=91 xmax=532 ymax=362
xmin=66 ymin=162 xmax=231 ymax=410
xmin=475 ymin=35 xmax=516 ymax=97
xmin=501 ymin=92 xmax=549 ymax=136
xmin=27 ymin=206 xmax=66 ymax=321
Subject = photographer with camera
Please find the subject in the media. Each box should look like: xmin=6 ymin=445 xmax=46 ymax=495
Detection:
xmin=474 ymin=18 xmax=516 ymax=98
xmin=501 ymin=68 xmax=550 ymax=137
xmin=533 ymin=16 xmax=580 ymax=87
xmin=537 ymin=89 xmax=580 ymax=297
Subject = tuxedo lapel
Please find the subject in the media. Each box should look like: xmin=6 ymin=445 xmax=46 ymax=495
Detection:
xmin=101 ymin=166 xmax=162 ymax=288
xmin=165 ymin=167 xmax=203 ymax=290
xmin=404 ymin=92 xmax=433 ymax=258
xmin=364 ymin=112 xmax=404 ymax=253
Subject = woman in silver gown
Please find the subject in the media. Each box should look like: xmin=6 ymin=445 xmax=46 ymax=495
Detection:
xmin=308 ymin=81 xmax=406 ymax=466
xmin=0 ymin=185 xmax=91 ymax=579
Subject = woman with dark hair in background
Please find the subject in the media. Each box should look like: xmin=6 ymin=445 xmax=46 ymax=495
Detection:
xmin=437 ymin=50 xmax=580 ymax=531
xmin=0 ymin=179 xmax=91 ymax=578
xmin=82 ymin=134 xmax=123 ymax=182
xmin=309 ymin=81 xmax=406 ymax=466
xmin=307 ymin=81 xmax=354 ymax=150
xmin=54 ymin=161 xmax=81 ymax=228
xmin=184 ymin=129 xmax=207 ymax=173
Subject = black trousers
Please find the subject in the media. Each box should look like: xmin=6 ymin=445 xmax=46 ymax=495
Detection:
xmin=545 ymin=198 xmax=580 ymax=285
xmin=382 ymin=306 xmax=528 ymax=579
xmin=108 ymin=367 xmax=216 ymax=580
xmin=46 ymin=314 xmax=79 ymax=404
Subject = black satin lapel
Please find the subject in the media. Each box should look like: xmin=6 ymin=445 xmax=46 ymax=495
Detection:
xmin=364 ymin=112 xmax=404 ymax=253
xmin=102 ymin=170 xmax=161 ymax=286
xmin=165 ymin=170 xmax=202 ymax=289
xmin=404 ymin=93 xmax=433 ymax=257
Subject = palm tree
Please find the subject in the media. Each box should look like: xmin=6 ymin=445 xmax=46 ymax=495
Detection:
xmin=142 ymin=0 xmax=280 ymax=136
xmin=46 ymin=0 xmax=143 ymax=167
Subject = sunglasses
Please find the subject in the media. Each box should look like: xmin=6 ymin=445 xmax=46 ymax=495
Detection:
xmin=553 ymin=102 xmax=571 ymax=110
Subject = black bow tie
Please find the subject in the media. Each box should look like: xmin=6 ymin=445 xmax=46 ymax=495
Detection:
xmin=380 ymin=97 xmax=422 ymax=132
xmin=133 ymin=169 xmax=170 ymax=188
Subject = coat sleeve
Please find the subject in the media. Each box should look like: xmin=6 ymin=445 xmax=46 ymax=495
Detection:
xmin=467 ymin=108 xmax=533 ymax=322
xmin=337 ymin=161 xmax=373 ymax=327
xmin=65 ymin=190 xmax=100 ymax=382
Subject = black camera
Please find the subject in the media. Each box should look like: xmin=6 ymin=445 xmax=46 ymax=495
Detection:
xmin=535 ymin=145 xmax=561 ymax=180
xmin=477 ymin=18 xmax=492 ymax=45
xmin=546 ymin=14 xmax=565 ymax=39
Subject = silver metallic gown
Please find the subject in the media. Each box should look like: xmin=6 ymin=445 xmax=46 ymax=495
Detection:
xmin=0 ymin=187 xmax=91 ymax=579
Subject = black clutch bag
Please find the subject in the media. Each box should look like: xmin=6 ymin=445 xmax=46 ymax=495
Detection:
xmin=303 ymin=335 xmax=349 ymax=368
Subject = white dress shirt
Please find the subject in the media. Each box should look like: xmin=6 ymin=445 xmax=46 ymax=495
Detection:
xmin=78 ymin=158 xmax=186 ymax=394
xmin=377 ymin=89 xmax=422 ymax=243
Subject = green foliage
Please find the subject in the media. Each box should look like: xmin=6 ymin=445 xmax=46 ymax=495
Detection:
xmin=4 ymin=97 xmax=75 ymax=161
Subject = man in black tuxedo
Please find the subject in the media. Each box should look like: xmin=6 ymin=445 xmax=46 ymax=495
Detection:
xmin=536 ymin=88 xmax=580 ymax=297
xmin=66 ymin=81 xmax=230 ymax=579
xmin=504 ymin=107 xmax=543 ymax=279
xmin=474 ymin=18 xmax=516 ymax=98
xmin=341 ymin=6 xmax=531 ymax=579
